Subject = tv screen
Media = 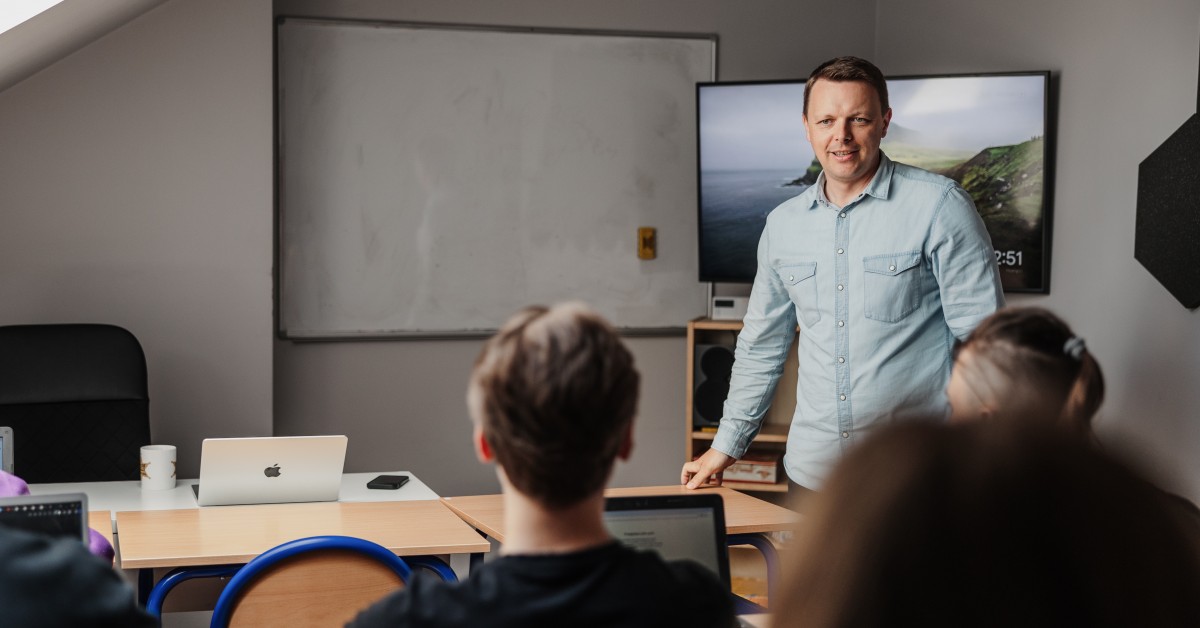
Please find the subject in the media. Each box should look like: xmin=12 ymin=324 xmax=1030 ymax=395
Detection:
xmin=696 ymin=72 xmax=1053 ymax=293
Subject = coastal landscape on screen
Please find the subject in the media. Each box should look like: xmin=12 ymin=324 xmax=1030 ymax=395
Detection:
xmin=698 ymin=74 xmax=1050 ymax=291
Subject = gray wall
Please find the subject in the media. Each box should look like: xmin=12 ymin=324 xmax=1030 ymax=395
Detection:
xmin=277 ymin=0 xmax=1200 ymax=499
xmin=0 ymin=0 xmax=274 ymax=477
xmin=3 ymin=0 xmax=1198 ymax=500
xmin=272 ymin=0 xmax=875 ymax=496
xmin=876 ymin=0 xmax=1200 ymax=500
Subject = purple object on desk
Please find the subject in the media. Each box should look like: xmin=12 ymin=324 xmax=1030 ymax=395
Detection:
xmin=0 ymin=470 xmax=114 ymax=563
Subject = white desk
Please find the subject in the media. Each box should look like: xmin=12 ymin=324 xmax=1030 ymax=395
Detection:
xmin=32 ymin=472 xmax=475 ymax=607
xmin=29 ymin=471 xmax=439 ymax=532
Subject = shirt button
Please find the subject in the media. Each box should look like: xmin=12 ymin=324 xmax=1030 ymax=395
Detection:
xmin=838 ymin=356 xmax=845 ymax=364
xmin=839 ymin=394 xmax=847 ymax=401
xmin=841 ymin=431 xmax=849 ymax=439
xmin=837 ymin=248 xmax=844 ymax=254
xmin=837 ymin=284 xmax=844 ymax=291
xmin=837 ymin=320 xmax=845 ymax=327
xmin=889 ymin=265 xmax=896 ymax=271
xmin=788 ymin=275 xmax=794 ymax=281
xmin=839 ymin=212 xmax=846 ymax=218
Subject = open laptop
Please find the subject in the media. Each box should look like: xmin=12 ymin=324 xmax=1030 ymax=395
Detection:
xmin=604 ymin=493 xmax=731 ymax=587
xmin=0 ymin=492 xmax=89 ymax=543
xmin=194 ymin=435 xmax=348 ymax=507
xmin=0 ymin=426 xmax=12 ymax=473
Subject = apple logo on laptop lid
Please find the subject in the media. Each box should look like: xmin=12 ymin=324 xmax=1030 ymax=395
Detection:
xmin=264 ymin=464 xmax=281 ymax=478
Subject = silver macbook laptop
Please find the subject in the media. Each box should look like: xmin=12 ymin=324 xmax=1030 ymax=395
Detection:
xmin=194 ymin=435 xmax=348 ymax=507
xmin=0 ymin=492 xmax=89 ymax=543
xmin=0 ymin=426 xmax=12 ymax=474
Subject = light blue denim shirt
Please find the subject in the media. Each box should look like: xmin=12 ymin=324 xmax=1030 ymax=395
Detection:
xmin=711 ymin=153 xmax=1004 ymax=489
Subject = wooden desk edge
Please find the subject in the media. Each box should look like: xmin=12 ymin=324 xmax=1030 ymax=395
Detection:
xmin=118 ymin=539 xmax=491 ymax=570
xmin=441 ymin=487 xmax=799 ymax=541
xmin=439 ymin=496 xmax=507 ymax=542
xmin=88 ymin=510 xmax=114 ymax=548
xmin=113 ymin=502 xmax=492 ymax=570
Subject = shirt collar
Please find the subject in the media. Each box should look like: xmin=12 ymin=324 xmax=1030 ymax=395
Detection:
xmin=864 ymin=151 xmax=894 ymax=200
xmin=807 ymin=150 xmax=895 ymax=209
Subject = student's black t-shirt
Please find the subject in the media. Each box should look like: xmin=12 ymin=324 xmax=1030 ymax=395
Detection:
xmin=346 ymin=541 xmax=735 ymax=628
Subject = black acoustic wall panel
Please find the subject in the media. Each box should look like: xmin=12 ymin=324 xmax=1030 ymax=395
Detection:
xmin=1135 ymin=35 xmax=1200 ymax=310
xmin=1135 ymin=113 xmax=1200 ymax=309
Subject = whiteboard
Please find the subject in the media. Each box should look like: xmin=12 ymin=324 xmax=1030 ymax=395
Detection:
xmin=277 ymin=18 xmax=714 ymax=338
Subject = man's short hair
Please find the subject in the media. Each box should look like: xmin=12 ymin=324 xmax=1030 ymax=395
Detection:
xmin=803 ymin=56 xmax=889 ymax=116
xmin=467 ymin=302 xmax=640 ymax=509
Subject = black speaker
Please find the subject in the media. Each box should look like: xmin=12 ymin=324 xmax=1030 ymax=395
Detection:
xmin=693 ymin=344 xmax=735 ymax=428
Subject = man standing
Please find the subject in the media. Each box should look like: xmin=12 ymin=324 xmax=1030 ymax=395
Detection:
xmin=682 ymin=57 xmax=1004 ymax=493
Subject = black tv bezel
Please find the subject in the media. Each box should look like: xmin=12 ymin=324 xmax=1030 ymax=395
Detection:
xmin=695 ymin=78 xmax=807 ymax=284
xmin=695 ymin=70 xmax=1056 ymax=294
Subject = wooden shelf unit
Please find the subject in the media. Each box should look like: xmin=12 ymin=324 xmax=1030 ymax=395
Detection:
xmin=685 ymin=318 xmax=798 ymax=493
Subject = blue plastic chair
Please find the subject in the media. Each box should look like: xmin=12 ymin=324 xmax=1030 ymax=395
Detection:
xmin=144 ymin=540 xmax=459 ymax=619
xmin=208 ymin=535 xmax=412 ymax=627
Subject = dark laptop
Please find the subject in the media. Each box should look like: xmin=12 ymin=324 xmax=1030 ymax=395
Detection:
xmin=603 ymin=493 xmax=731 ymax=587
xmin=0 ymin=493 xmax=89 ymax=543
xmin=604 ymin=493 xmax=766 ymax=623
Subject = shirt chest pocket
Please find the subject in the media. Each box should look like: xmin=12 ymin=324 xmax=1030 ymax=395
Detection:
xmin=863 ymin=251 xmax=923 ymax=323
xmin=774 ymin=262 xmax=820 ymax=328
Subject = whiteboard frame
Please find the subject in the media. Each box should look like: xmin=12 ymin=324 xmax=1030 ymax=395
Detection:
xmin=275 ymin=17 xmax=718 ymax=340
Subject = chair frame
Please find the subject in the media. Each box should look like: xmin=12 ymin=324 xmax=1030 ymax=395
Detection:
xmin=210 ymin=535 xmax=412 ymax=627
xmin=144 ymin=535 xmax=460 ymax=622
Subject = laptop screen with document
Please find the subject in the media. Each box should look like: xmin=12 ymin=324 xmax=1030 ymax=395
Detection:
xmin=604 ymin=493 xmax=730 ymax=586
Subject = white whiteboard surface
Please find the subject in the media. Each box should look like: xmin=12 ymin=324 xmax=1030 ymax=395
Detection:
xmin=278 ymin=19 xmax=714 ymax=338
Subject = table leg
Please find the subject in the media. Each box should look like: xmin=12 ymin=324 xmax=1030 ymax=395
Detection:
xmin=727 ymin=533 xmax=780 ymax=609
xmin=145 ymin=565 xmax=241 ymax=617
xmin=138 ymin=568 xmax=153 ymax=607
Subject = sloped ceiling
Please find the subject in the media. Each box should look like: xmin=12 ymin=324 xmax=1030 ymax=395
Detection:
xmin=0 ymin=0 xmax=169 ymax=94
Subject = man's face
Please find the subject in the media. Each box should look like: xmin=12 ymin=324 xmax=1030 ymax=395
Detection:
xmin=803 ymin=79 xmax=891 ymax=193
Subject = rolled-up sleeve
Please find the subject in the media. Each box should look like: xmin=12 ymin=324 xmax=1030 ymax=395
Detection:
xmin=928 ymin=185 xmax=1005 ymax=340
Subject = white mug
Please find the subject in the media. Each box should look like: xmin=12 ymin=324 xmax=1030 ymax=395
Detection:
xmin=140 ymin=444 xmax=177 ymax=491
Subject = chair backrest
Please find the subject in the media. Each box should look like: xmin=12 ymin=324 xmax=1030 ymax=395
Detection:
xmin=0 ymin=324 xmax=150 ymax=482
xmin=212 ymin=535 xmax=412 ymax=628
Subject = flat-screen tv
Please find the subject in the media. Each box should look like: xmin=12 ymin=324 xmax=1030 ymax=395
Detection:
xmin=696 ymin=72 xmax=1053 ymax=293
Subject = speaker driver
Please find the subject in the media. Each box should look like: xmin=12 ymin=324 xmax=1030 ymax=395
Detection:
xmin=693 ymin=344 xmax=734 ymax=428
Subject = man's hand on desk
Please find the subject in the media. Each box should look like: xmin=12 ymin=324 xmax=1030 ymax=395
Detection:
xmin=681 ymin=448 xmax=736 ymax=489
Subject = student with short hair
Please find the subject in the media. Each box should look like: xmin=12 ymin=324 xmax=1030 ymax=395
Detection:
xmin=349 ymin=302 xmax=734 ymax=628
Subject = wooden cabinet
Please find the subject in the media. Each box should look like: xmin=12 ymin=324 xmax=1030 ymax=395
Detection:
xmin=685 ymin=318 xmax=798 ymax=493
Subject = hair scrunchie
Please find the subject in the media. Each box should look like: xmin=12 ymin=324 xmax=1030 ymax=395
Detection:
xmin=1063 ymin=336 xmax=1086 ymax=361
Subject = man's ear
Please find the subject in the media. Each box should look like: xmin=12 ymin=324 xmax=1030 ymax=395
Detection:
xmin=473 ymin=425 xmax=494 ymax=463
xmin=617 ymin=423 xmax=634 ymax=461
xmin=881 ymin=107 xmax=893 ymax=137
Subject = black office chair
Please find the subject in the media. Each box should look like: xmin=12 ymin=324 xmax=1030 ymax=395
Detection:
xmin=0 ymin=324 xmax=151 ymax=483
